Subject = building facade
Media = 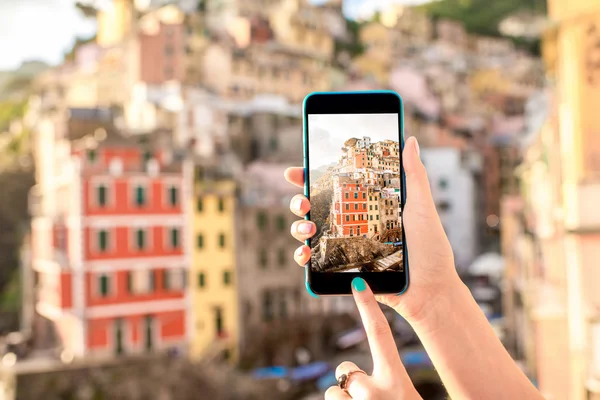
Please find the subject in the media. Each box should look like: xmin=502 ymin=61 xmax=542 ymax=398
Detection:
xmin=29 ymin=107 xmax=192 ymax=359
xmin=190 ymin=170 xmax=239 ymax=362
xmin=420 ymin=147 xmax=477 ymax=270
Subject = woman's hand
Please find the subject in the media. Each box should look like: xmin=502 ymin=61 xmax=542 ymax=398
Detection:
xmin=324 ymin=277 xmax=422 ymax=400
xmin=284 ymin=136 xmax=461 ymax=325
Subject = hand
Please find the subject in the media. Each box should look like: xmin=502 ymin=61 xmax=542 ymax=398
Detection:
xmin=284 ymin=136 xmax=461 ymax=326
xmin=324 ymin=278 xmax=422 ymax=400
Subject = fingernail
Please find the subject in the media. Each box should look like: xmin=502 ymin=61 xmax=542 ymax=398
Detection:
xmin=414 ymin=137 xmax=420 ymax=158
xmin=292 ymin=198 xmax=303 ymax=212
xmin=295 ymin=247 xmax=304 ymax=257
xmin=352 ymin=277 xmax=367 ymax=292
xmin=297 ymin=222 xmax=313 ymax=234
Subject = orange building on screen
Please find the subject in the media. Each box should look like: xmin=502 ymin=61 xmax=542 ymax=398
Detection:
xmin=331 ymin=174 xmax=368 ymax=237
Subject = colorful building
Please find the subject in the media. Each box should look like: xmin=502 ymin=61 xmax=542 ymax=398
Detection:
xmin=189 ymin=168 xmax=239 ymax=362
xmin=331 ymin=174 xmax=368 ymax=237
xmin=30 ymin=108 xmax=192 ymax=359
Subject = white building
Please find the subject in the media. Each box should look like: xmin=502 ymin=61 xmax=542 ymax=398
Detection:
xmin=420 ymin=147 xmax=477 ymax=270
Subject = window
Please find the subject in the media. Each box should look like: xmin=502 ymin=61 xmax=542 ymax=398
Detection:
xmin=370 ymin=215 xmax=373 ymax=221
xmin=350 ymin=228 xmax=354 ymax=236
xmin=197 ymin=198 xmax=203 ymax=212
xmin=218 ymin=233 xmax=226 ymax=248
xmin=362 ymin=193 xmax=366 ymax=199
xmin=345 ymin=215 xmax=349 ymax=222
xmin=276 ymin=215 xmax=286 ymax=232
xmin=257 ymin=212 xmax=267 ymax=230
xmin=169 ymin=228 xmax=180 ymax=248
xmin=376 ymin=215 xmax=380 ymax=220
xmin=369 ymin=205 xmax=373 ymax=211
xmin=345 ymin=193 xmax=349 ymax=199
xmin=98 ymin=274 xmax=110 ymax=297
xmin=345 ymin=204 xmax=349 ymax=210
xmin=135 ymin=229 xmax=147 ymax=250
xmin=223 ymin=270 xmax=231 ymax=285
xmin=197 ymin=234 xmax=204 ymax=249
xmin=439 ymin=178 xmax=449 ymax=189
xmin=168 ymin=186 xmax=179 ymax=206
xmin=131 ymin=269 xmax=155 ymax=294
xmin=218 ymin=197 xmax=225 ymax=212
xmin=143 ymin=151 xmax=152 ymax=163
xmin=134 ymin=185 xmax=146 ymax=207
xmin=363 ymin=204 xmax=366 ymax=210
xmin=98 ymin=230 xmax=109 ymax=252
xmin=126 ymin=271 xmax=133 ymax=294
xmin=198 ymin=272 xmax=206 ymax=288
xmin=369 ymin=196 xmax=372 ymax=201
xmin=375 ymin=205 xmax=378 ymax=210
xmin=262 ymin=290 xmax=274 ymax=322
xmin=354 ymin=204 xmax=358 ymax=210
xmin=278 ymin=248 xmax=286 ymax=267
xmin=87 ymin=150 xmax=97 ymax=163
xmin=164 ymin=269 xmax=185 ymax=291
xmin=270 ymin=137 xmax=278 ymax=151
xmin=354 ymin=192 xmax=358 ymax=199
xmin=97 ymin=185 xmax=108 ymax=207
xmin=259 ymin=249 xmax=268 ymax=268
xmin=215 ymin=307 xmax=224 ymax=336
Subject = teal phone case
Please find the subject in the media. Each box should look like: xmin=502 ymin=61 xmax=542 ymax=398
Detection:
xmin=302 ymin=90 xmax=410 ymax=298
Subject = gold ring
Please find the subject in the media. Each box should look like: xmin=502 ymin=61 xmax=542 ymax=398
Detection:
xmin=337 ymin=370 xmax=367 ymax=392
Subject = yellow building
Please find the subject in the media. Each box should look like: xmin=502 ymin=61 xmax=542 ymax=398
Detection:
xmin=97 ymin=0 xmax=134 ymax=47
xmin=502 ymin=1 xmax=600 ymax=399
xmin=189 ymin=175 xmax=239 ymax=363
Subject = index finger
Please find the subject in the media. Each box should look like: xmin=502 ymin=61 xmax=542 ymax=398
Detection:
xmin=351 ymin=277 xmax=402 ymax=379
xmin=284 ymin=167 xmax=304 ymax=188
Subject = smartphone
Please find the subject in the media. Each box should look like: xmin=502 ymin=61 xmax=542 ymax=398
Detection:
xmin=303 ymin=91 xmax=409 ymax=296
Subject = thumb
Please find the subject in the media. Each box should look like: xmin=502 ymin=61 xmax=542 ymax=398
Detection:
xmin=402 ymin=137 xmax=452 ymax=264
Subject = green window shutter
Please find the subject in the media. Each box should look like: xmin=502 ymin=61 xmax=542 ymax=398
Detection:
xmin=257 ymin=212 xmax=267 ymax=230
xmin=163 ymin=270 xmax=170 ymax=290
xmin=135 ymin=186 xmax=145 ymax=206
xmin=99 ymin=230 xmax=109 ymax=251
xmin=99 ymin=275 xmax=109 ymax=296
xmin=223 ymin=271 xmax=231 ymax=285
xmin=87 ymin=150 xmax=97 ymax=163
xmin=198 ymin=272 xmax=205 ymax=288
xmin=169 ymin=187 xmax=178 ymax=206
xmin=126 ymin=272 xmax=132 ymax=294
xmin=197 ymin=198 xmax=203 ymax=212
xmin=278 ymin=248 xmax=286 ymax=267
xmin=276 ymin=216 xmax=285 ymax=232
xmin=136 ymin=229 xmax=146 ymax=249
xmin=197 ymin=234 xmax=204 ymax=248
xmin=218 ymin=197 xmax=225 ymax=212
xmin=259 ymin=249 xmax=268 ymax=269
xmin=171 ymin=229 xmax=179 ymax=248
xmin=219 ymin=233 xmax=225 ymax=248
xmin=98 ymin=185 xmax=107 ymax=206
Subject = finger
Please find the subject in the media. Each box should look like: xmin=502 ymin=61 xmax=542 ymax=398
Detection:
xmin=324 ymin=386 xmax=351 ymax=400
xmin=294 ymin=245 xmax=310 ymax=267
xmin=284 ymin=167 xmax=304 ymax=188
xmin=335 ymin=369 xmax=377 ymax=400
xmin=335 ymin=361 xmax=365 ymax=379
xmin=351 ymin=278 xmax=409 ymax=381
xmin=402 ymin=136 xmax=453 ymax=264
xmin=290 ymin=220 xmax=316 ymax=242
xmin=289 ymin=194 xmax=310 ymax=217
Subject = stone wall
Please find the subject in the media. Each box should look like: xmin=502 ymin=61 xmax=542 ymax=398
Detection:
xmin=319 ymin=237 xmax=395 ymax=270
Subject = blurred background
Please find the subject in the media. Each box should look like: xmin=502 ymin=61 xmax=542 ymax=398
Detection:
xmin=0 ymin=0 xmax=597 ymax=399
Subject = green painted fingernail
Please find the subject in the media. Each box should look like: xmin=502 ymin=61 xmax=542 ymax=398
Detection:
xmin=352 ymin=277 xmax=367 ymax=292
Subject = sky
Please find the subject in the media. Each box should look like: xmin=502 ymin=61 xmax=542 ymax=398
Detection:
xmin=0 ymin=0 xmax=431 ymax=71
xmin=308 ymin=113 xmax=400 ymax=169
xmin=0 ymin=0 xmax=96 ymax=70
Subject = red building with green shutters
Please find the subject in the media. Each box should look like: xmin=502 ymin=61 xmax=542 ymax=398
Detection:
xmin=330 ymin=174 xmax=368 ymax=237
xmin=30 ymin=109 xmax=192 ymax=358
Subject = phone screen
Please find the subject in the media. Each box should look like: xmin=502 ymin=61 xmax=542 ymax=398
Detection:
xmin=307 ymin=113 xmax=404 ymax=274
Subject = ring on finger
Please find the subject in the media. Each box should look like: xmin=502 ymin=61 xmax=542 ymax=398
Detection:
xmin=338 ymin=369 xmax=367 ymax=392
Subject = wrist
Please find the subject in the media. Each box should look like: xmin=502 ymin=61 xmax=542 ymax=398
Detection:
xmin=407 ymin=275 xmax=469 ymax=335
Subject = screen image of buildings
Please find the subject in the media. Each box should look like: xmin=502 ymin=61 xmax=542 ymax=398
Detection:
xmin=310 ymin=135 xmax=404 ymax=273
